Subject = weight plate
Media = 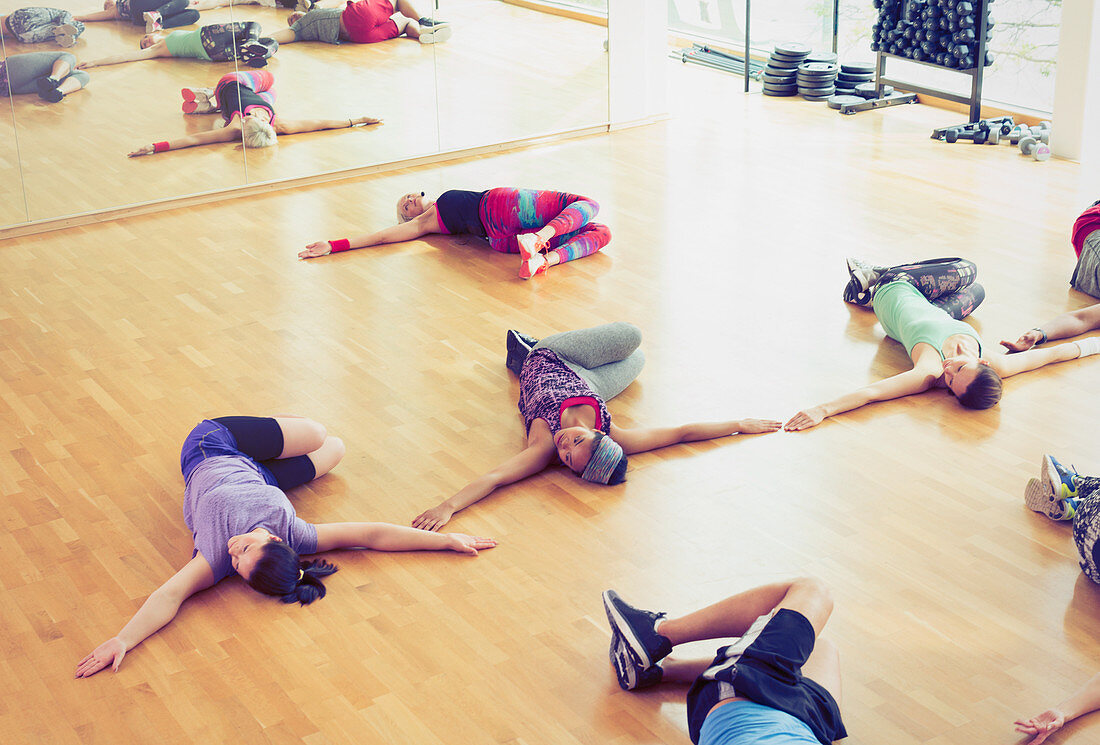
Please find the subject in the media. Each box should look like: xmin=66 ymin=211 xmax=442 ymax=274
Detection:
xmin=766 ymin=58 xmax=800 ymax=70
xmin=827 ymin=94 xmax=866 ymax=109
xmin=762 ymin=88 xmax=798 ymax=97
xmin=855 ymin=82 xmax=893 ymax=97
xmin=798 ymin=62 xmax=839 ymax=75
xmin=802 ymin=93 xmax=833 ymax=101
xmin=762 ymin=83 xmax=798 ymax=93
xmin=806 ymin=52 xmax=838 ymax=64
xmin=770 ymin=50 xmax=810 ymax=62
xmin=798 ymin=73 xmax=837 ymax=83
xmin=840 ymin=62 xmax=875 ymax=74
xmin=799 ymin=86 xmax=836 ymax=96
xmin=775 ymin=42 xmax=812 ymax=56
xmin=837 ymin=72 xmax=874 ymax=83
xmin=762 ymin=74 xmax=796 ymax=85
xmin=834 ymin=87 xmax=857 ymax=96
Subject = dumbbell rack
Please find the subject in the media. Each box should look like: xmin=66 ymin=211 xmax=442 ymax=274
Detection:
xmin=859 ymin=0 xmax=991 ymax=121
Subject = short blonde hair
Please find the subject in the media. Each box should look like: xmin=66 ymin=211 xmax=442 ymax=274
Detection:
xmin=243 ymin=117 xmax=278 ymax=149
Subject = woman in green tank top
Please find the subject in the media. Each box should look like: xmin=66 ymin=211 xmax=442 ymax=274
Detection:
xmin=78 ymin=21 xmax=277 ymax=68
xmin=784 ymin=257 xmax=1097 ymax=431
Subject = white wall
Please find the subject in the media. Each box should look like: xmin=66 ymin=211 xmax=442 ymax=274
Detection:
xmin=608 ymin=0 xmax=669 ymax=126
xmin=1052 ymin=0 xmax=1100 ymax=171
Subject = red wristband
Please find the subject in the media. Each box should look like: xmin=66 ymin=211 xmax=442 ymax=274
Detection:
xmin=329 ymin=239 xmax=351 ymax=253
xmin=153 ymin=141 xmax=170 ymax=153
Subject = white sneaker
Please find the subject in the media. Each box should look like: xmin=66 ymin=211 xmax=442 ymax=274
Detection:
xmin=181 ymin=86 xmax=217 ymax=114
xmin=143 ymin=11 xmax=162 ymax=33
xmin=418 ymin=25 xmax=452 ymax=44
xmin=53 ymin=23 xmax=79 ymax=48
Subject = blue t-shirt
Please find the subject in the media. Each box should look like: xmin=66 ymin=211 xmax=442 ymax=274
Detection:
xmin=700 ymin=701 xmax=823 ymax=745
xmin=182 ymin=455 xmax=317 ymax=581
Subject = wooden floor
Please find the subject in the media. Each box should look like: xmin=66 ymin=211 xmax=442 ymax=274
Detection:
xmin=0 ymin=0 xmax=608 ymax=225
xmin=4 ymin=61 xmax=1100 ymax=745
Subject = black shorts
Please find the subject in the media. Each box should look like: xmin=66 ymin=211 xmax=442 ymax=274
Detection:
xmin=686 ymin=609 xmax=847 ymax=745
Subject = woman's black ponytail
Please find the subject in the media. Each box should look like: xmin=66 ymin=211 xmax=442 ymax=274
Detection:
xmin=247 ymin=541 xmax=338 ymax=605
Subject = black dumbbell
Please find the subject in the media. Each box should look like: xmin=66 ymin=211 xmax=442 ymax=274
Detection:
xmin=956 ymin=1 xmax=973 ymax=14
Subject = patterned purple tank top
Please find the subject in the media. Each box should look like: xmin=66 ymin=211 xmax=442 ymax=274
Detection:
xmin=518 ymin=349 xmax=611 ymax=437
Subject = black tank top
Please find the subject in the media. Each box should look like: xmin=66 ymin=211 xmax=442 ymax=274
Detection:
xmin=436 ymin=190 xmax=488 ymax=237
xmin=217 ymin=82 xmax=274 ymax=123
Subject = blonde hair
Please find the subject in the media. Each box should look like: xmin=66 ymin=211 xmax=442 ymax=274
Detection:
xmin=396 ymin=196 xmax=410 ymax=223
xmin=243 ymin=117 xmax=278 ymax=149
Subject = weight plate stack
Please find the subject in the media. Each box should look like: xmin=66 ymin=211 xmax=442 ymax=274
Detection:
xmin=764 ymin=42 xmax=810 ymax=93
xmin=805 ymin=51 xmax=839 ymax=65
xmin=796 ymin=61 xmax=838 ymax=100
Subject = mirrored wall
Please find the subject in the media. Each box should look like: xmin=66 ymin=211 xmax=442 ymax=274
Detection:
xmin=0 ymin=0 xmax=609 ymax=228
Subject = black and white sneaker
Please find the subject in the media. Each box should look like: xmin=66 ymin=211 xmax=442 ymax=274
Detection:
xmin=843 ymin=256 xmax=883 ymax=306
xmin=506 ymin=329 xmax=538 ymax=377
xmin=602 ymin=589 xmax=672 ymax=669
xmin=609 ymin=631 xmax=663 ymax=691
xmin=418 ymin=16 xmax=449 ymax=28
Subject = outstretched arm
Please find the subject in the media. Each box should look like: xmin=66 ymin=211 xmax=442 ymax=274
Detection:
xmin=79 ymin=45 xmax=166 ymax=68
xmin=314 ymin=523 xmax=496 ymax=554
xmin=300 ymin=211 xmax=442 ymax=258
xmin=128 ymin=127 xmax=240 ymax=157
xmin=989 ymin=340 xmax=1093 ymax=379
xmin=275 ymin=115 xmax=382 ymax=136
xmin=1015 ymin=672 xmax=1100 ymax=745
xmin=1001 ymin=303 xmax=1100 ymax=352
xmin=412 ymin=442 xmax=557 ymax=531
xmin=75 ymin=554 xmax=216 ymax=678
xmin=785 ymin=367 xmax=938 ymax=431
xmin=608 ymin=418 xmax=781 ymax=455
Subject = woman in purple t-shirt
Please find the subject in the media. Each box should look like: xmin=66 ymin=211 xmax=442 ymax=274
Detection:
xmin=75 ymin=414 xmax=496 ymax=679
xmin=411 ymin=323 xmax=783 ymax=532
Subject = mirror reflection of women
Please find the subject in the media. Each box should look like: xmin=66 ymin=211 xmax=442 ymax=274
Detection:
xmin=127 ymin=70 xmax=381 ymax=157
xmin=0 ymin=51 xmax=89 ymax=103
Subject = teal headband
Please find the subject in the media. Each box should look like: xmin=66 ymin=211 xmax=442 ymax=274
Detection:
xmin=581 ymin=434 xmax=624 ymax=484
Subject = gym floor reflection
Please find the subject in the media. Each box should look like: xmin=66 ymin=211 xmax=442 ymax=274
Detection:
xmin=0 ymin=0 xmax=609 ymax=225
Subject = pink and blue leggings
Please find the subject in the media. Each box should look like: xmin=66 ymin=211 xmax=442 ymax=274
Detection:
xmin=215 ymin=69 xmax=276 ymax=122
xmin=478 ymin=188 xmax=610 ymax=265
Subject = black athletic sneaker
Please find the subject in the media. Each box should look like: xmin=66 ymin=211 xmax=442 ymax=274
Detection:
xmin=609 ymin=631 xmax=663 ymax=690
xmin=418 ymin=16 xmax=449 ymax=28
xmin=602 ymin=589 xmax=672 ymax=669
xmin=506 ymin=329 xmax=538 ymax=377
xmin=842 ymin=256 xmax=883 ymax=306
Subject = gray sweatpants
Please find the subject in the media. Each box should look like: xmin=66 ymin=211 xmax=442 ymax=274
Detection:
xmin=0 ymin=51 xmax=89 ymax=96
xmin=535 ymin=322 xmax=645 ymax=401
xmin=289 ymin=8 xmax=344 ymax=43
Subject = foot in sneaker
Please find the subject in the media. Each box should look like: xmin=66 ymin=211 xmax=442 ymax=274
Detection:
xmin=518 ymin=252 xmax=548 ymax=279
xmin=180 ymin=87 xmax=216 ymax=114
xmin=505 ymin=329 xmax=538 ymax=376
xmin=517 ymin=232 xmax=549 ymax=279
xmin=418 ymin=16 xmax=448 ymax=28
xmin=295 ymin=0 xmax=315 ymax=10
xmin=602 ymin=589 xmax=672 ymax=669
xmin=37 ymin=83 xmax=64 ymax=103
xmin=609 ymin=632 xmax=663 ymax=691
xmin=843 ymin=257 xmax=884 ymax=306
xmin=143 ymin=10 xmax=162 ymax=33
xmin=36 ymin=75 xmax=60 ymax=96
xmin=1024 ymin=478 xmax=1072 ymax=520
xmin=53 ymin=23 xmax=79 ymax=47
xmin=1042 ymin=454 xmax=1080 ymax=500
xmin=417 ymin=25 xmax=452 ymax=44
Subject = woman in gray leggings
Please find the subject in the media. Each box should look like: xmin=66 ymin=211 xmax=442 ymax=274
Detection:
xmin=0 ymin=51 xmax=89 ymax=102
xmin=411 ymin=322 xmax=782 ymax=531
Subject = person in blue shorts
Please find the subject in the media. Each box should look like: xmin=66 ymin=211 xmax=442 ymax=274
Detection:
xmin=602 ymin=577 xmax=847 ymax=745
xmin=74 ymin=414 xmax=496 ymax=679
